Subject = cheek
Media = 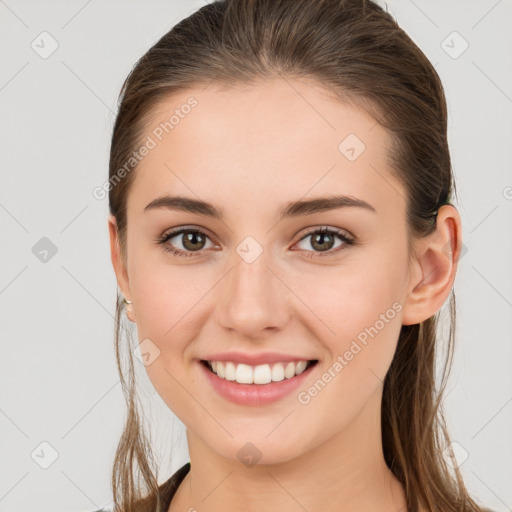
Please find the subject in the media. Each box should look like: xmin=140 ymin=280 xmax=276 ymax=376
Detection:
xmin=128 ymin=242 xmax=204 ymax=335
xmin=129 ymin=265 xmax=203 ymax=414
xmin=290 ymin=250 xmax=406 ymax=400
xmin=292 ymin=267 xmax=404 ymax=436
xmin=292 ymin=253 xmax=406 ymax=343
xmin=127 ymin=259 xmax=219 ymax=393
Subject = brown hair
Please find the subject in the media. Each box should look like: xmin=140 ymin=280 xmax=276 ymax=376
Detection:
xmin=108 ymin=1 xmax=486 ymax=511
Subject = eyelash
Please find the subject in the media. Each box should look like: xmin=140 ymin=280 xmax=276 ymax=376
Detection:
xmin=155 ymin=226 xmax=355 ymax=259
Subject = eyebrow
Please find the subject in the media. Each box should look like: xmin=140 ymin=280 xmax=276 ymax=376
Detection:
xmin=144 ymin=194 xmax=377 ymax=219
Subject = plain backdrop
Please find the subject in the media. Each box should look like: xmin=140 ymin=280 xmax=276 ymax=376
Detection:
xmin=0 ymin=1 xmax=511 ymax=511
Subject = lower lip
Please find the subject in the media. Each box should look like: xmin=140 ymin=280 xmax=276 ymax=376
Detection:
xmin=198 ymin=360 xmax=317 ymax=406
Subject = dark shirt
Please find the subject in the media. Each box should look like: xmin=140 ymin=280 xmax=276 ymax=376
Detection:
xmin=154 ymin=461 xmax=190 ymax=510
xmin=93 ymin=461 xmax=190 ymax=512
xmin=93 ymin=463 xmax=496 ymax=512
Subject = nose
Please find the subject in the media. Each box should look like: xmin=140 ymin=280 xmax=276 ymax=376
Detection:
xmin=215 ymin=249 xmax=292 ymax=339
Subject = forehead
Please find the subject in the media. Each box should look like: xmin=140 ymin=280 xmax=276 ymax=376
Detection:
xmin=127 ymin=78 xmax=406 ymax=218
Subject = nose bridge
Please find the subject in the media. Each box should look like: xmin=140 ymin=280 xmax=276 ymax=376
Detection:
xmin=215 ymin=238 xmax=290 ymax=336
xmin=230 ymin=246 xmax=276 ymax=312
xmin=233 ymin=247 xmax=272 ymax=298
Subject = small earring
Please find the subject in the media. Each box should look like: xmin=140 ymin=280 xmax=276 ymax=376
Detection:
xmin=123 ymin=297 xmax=135 ymax=322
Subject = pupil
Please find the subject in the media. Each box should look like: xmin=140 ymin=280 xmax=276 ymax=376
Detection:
xmin=184 ymin=231 xmax=204 ymax=251
xmin=313 ymin=233 xmax=333 ymax=251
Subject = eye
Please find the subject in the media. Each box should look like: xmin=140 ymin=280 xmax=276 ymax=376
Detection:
xmin=293 ymin=226 xmax=355 ymax=258
xmin=156 ymin=227 xmax=217 ymax=258
xmin=156 ymin=225 xmax=355 ymax=259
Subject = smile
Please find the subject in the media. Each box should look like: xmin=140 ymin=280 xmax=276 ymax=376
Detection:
xmin=202 ymin=359 xmax=317 ymax=385
xmin=199 ymin=359 xmax=319 ymax=406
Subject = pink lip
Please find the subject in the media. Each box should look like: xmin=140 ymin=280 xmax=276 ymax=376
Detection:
xmin=201 ymin=351 xmax=317 ymax=366
xmin=198 ymin=360 xmax=318 ymax=406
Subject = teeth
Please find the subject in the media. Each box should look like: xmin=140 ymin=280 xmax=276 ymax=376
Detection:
xmin=253 ymin=364 xmax=271 ymax=384
xmin=271 ymin=363 xmax=285 ymax=382
xmin=225 ymin=361 xmax=236 ymax=381
xmin=284 ymin=362 xmax=295 ymax=379
xmin=207 ymin=360 xmax=312 ymax=385
xmin=237 ymin=363 xmax=255 ymax=384
xmin=296 ymin=361 xmax=307 ymax=374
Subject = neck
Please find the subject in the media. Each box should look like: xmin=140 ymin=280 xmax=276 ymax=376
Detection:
xmin=170 ymin=388 xmax=408 ymax=512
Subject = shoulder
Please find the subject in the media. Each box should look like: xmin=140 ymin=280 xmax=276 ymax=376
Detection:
xmin=159 ymin=461 xmax=191 ymax=506
xmin=89 ymin=461 xmax=191 ymax=512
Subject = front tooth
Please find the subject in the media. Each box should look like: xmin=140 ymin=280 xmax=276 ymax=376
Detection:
xmin=284 ymin=362 xmax=296 ymax=379
xmin=271 ymin=363 xmax=285 ymax=382
xmin=225 ymin=361 xmax=236 ymax=381
xmin=253 ymin=364 xmax=272 ymax=384
xmin=295 ymin=361 xmax=307 ymax=375
xmin=236 ymin=363 xmax=254 ymax=384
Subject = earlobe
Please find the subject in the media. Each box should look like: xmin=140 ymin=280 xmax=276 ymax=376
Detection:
xmin=124 ymin=301 xmax=136 ymax=322
xmin=108 ymin=215 xmax=135 ymax=321
xmin=401 ymin=205 xmax=462 ymax=326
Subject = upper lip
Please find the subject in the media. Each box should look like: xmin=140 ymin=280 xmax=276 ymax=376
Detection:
xmin=201 ymin=351 xmax=318 ymax=366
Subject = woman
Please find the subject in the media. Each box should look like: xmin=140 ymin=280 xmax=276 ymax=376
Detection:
xmin=103 ymin=0 xmax=494 ymax=511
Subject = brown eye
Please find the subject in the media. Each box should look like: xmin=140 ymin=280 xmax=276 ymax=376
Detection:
xmin=157 ymin=228 xmax=215 ymax=257
xmin=309 ymin=231 xmax=336 ymax=252
xmin=294 ymin=227 xmax=354 ymax=257
xmin=180 ymin=230 xmax=207 ymax=251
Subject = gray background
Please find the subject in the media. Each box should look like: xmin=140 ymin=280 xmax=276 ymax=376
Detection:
xmin=1 ymin=1 xmax=511 ymax=511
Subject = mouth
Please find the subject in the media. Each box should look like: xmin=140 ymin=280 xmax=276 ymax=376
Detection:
xmin=200 ymin=359 xmax=319 ymax=385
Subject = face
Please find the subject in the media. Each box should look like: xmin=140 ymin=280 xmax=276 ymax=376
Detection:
xmin=111 ymin=78 xmax=418 ymax=465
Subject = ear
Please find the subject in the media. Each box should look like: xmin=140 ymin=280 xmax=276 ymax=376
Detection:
xmin=401 ymin=204 xmax=463 ymax=326
xmin=108 ymin=214 xmax=135 ymax=322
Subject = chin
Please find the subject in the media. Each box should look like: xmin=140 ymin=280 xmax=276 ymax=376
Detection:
xmin=207 ymin=434 xmax=313 ymax=468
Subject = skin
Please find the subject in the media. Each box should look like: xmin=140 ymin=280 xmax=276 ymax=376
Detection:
xmin=109 ymin=77 xmax=461 ymax=512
